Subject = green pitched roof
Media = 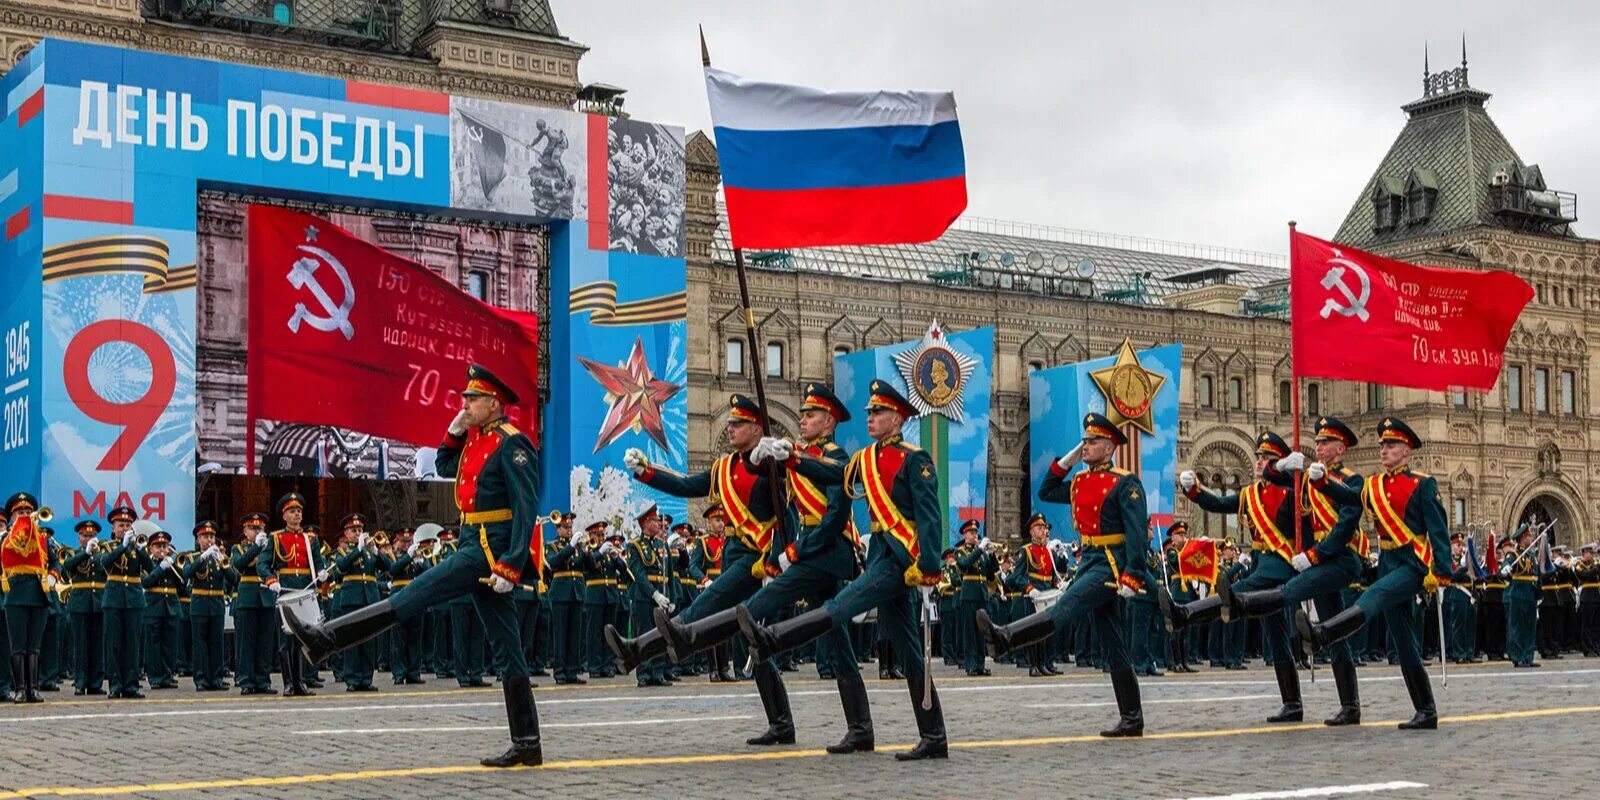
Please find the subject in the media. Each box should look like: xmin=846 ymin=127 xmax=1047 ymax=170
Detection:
xmin=1335 ymin=81 xmax=1528 ymax=247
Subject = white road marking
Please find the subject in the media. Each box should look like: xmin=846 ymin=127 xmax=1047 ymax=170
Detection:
xmin=295 ymin=714 xmax=753 ymax=736
xmin=1170 ymin=781 xmax=1427 ymax=800
xmin=1025 ymin=693 xmax=1279 ymax=709
xmin=5 ymin=667 xmax=1594 ymax=725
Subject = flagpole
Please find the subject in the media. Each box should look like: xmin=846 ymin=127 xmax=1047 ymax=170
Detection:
xmin=1288 ymin=220 xmax=1315 ymax=684
xmin=703 ymin=27 xmax=792 ymax=575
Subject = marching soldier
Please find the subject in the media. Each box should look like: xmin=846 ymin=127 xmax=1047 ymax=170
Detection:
xmin=626 ymin=505 xmax=677 ymax=687
xmin=699 ymin=506 xmax=737 ymax=682
xmin=64 ymin=520 xmax=108 ymax=695
xmin=738 ymin=380 xmax=948 ymax=760
xmin=1503 ymin=525 xmax=1541 ymax=667
xmin=1163 ymin=431 xmax=1307 ymax=723
xmin=99 ymin=506 xmax=150 ymax=698
xmin=1128 ymin=528 xmax=1164 ymax=677
xmin=1014 ymin=513 xmax=1063 ymax=676
xmin=955 ymin=521 xmax=994 ymax=676
xmin=579 ymin=522 xmax=618 ymax=678
xmin=386 ymin=528 xmax=428 ymax=685
xmin=512 ymin=520 xmax=545 ymax=685
xmin=977 ymin=413 xmax=1152 ymax=738
xmin=1296 ymin=417 xmax=1453 ymax=729
xmin=285 ymin=363 xmax=546 ymax=768
xmin=327 ymin=513 xmax=390 ymax=692
xmin=606 ymin=395 xmax=785 ymax=718
xmin=652 ymin=383 xmax=876 ymax=753
xmin=183 ymin=521 xmax=235 ymax=691
xmin=544 ymin=513 xmax=586 ymax=685
xmin=231 ymin=512 xmax=276 ymax=694
xmin=3 ymin=493 xmax=61 ymax=703
xmin=1209 ymin=541 xmax=1247 ymax=670
xmin=1162 ymin=522 xmax=1198 ymax=674
xmin=261 ymin=492 xmax=326 ymax=696
xmin=141 ymin=531 xmax=183 ymax=690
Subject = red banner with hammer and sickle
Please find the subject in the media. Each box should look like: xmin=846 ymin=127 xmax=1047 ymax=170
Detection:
xmin=245 ymin=206 xmax=539 ymax=472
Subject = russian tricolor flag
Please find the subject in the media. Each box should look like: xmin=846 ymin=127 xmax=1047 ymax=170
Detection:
xmin=705 ymin=67 xmax=967 ymax=249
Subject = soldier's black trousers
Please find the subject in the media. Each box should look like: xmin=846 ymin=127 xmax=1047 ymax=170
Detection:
xmin=70 ymin=611 xmax=104 ymax=691
xmin=103 ymin=608 xmax=142 ymax=694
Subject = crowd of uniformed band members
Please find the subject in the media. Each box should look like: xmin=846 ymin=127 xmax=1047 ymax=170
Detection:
xmin=3 ymin=491 xmax=1597 ymax=703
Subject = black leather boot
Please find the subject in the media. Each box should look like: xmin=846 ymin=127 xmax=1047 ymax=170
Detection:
xmin=1396 ymin=664 xmax=1437 ymax=730
xmin=1295 ymin=605 xmax=1367 ymax=661
xmin=745 ymin=663 xmax=796 ymax=745
xmin=976 ymin=607 xmax=1057 ymax=659
xmin=604 ymin=623 xmax=667 ymax=674
xmin=1099 ymin=668 xmax=1144 ymax=737
xmin=826 ymin=674 xmax=875 ymax=754
xmin=877 ymin=640 xmax=893 ymax=680
xmin=1324 ymin=659 xmax=1361 ymax=726
xmin=1233 ymin=589 xmax=1287 ymax=620
xmin=1159 ymin=588 xmax=1224 ymax=633
xmin=1266 ymin=658 xmax=1303 ymax=722
xmin=894 ymin=674 xmax=947 ymax=760
xmin=285 ymin=599 xmax=398 ymax=666
xmin=481 ymin=676 xmax=542 ymax=767
xmin=712 ymin=643 xmax=737 ymax=682
xmin=656 ymin=607 xmax=740 ymax=664
xmin=10 ymin=654 xmax=25 ymax=703
xmin=281 ymin=652 xmax=313 ymax=697
xmin=23 ymin=654 xmax=44 ymax=703
xmin=738 ymin=606 xmax=833 ymax=663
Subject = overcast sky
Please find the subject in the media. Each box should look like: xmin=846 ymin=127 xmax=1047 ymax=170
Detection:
xmin=556 ymin=1 xmax=1596 ymax=255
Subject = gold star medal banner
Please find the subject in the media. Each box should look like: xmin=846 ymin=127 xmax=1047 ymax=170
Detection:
xmin=1027 ymin=340 xmax=1181 ymax=543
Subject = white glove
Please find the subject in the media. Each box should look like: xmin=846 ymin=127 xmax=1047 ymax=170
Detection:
xmin=47 ymin=575 xmax=58 ymax=590
xmin=1117 ymin=582 xmax=1138 ymax=599
xmin=598 ymin=541 xmax=617 ymax=556
xmin=1308 ymin=462 xmax=1327 ymax=481
xmin=667 ymin=533 xmax=682 ymax=549
xmin=266 ymin=582 xmax=284 ymax=594
xmin=1055 ymin=443 xmax=1083 ymax=471
xmin=160 ymin=556 xmax=175 ymax=571
xmin=315 ymin=569 xmax=331 ymax=584
xmin=1179 ymin=470 xmax=1196 ymax=491
xmin=1276 ymin=452 xmax=1306 ymax=473
xmin=1499 ymin=565 xmax=1512 ymax=576
xmin=122 ymin=531 xmax=136 ymax=546
xmin=652 ymin=590 xmax=671 ymax=610
xmin=919 ymin=585 xmax=934 ymax=604
xmin=978 ymin=537 xmax=991 ymax=551
xmin=769 ymin=438 xmax=794 ymax=462
xmin=623 ymin=447 xmax=648 ymax=475
xmin=569 ymin=530 xmax=586 ymax=549
xmin=254 ymin=532 xmax=268 ymax=547
xmin=447 ymin=407 xmax=471 ymax=437
xmin=490 ymin=575 xmax=514 ymax=594
xmin=777 ymin=551 xmax=793 ymax=572
xmin=357 ymin=533 xmax=368 ymax=551
xmin=407 ymin=543 xmax=420 ymax=557
xmin=751 ymin=437 xmax=777 ymax=463
xmin=1291 ymin=552 xmax=1313 ymax=572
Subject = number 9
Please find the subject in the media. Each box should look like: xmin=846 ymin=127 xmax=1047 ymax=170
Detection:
xmin=63 ymin=320 xmax=176 ymax=471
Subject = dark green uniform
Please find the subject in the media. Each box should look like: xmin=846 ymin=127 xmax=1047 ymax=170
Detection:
xmin=229 ymin=524 xmax=276 ymax=694
xmin=141 ymin=544 xmax=183 ymax=689
xmin=386 ymin=547 xmax=427 ymax=684
xmin=1504 ymin=544 xmax=1540 ymax=666
xmin=625 ymin=533 xmax=675 ymax=685
xmin=955 ymin=541 xmax=995 ymax=675
xmin=63 ymin=539 xmax=108 ymax=694
xmin=1443 ymin=545 xmax=1477 ymax=662
xmin=328 ymin=541 xmax=391 ymax=690
xmin=545 ymin=529 xmax=586 ymax=684
xmin=99 ymin=527 xmax=154 ymax=698
xmin=259 ymin=522 xmax=327 ymax=693
xmin=182 ymin=546 xmax=237 ymax=690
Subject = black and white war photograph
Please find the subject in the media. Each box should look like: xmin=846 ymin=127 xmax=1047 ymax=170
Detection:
xmin=607 ymin=116 xmax=686 ymax=257
xmin=450 ymin=95 xmax=590 ymax=220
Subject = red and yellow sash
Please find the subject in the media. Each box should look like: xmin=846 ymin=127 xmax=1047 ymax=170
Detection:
xmin=1025 ymin=544 xmax=1054 ymax=579
xmin=1240 ymin=482 xmax=1293 ymax=559
xmin=712 ymin=454 xmax=774 ymax=554
xmin=1364 ymin=473 xmax=1433 ymax=567
xmin=856 ymin=443 xmax=918 ymax=561
xmin=1 ymin=516 xmax=47 ymax=576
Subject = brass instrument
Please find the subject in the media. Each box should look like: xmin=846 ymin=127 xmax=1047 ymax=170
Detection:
xmin=372 ymin=530 xmax=391 ymax=548
xmin=131 ymin=533 xmax=150 ymax=548
xmin=545 ymin=511 xmax=564 ymax=526
xmin=33 ymin=506 xmax=54 ymax=523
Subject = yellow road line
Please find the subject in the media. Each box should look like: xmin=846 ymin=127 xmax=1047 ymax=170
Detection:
xmin=4 ymin=704 xmax=1596 ymax=798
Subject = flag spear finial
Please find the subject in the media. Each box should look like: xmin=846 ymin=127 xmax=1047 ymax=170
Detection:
xmin=700 ymin=25 xmax=711 ymax=67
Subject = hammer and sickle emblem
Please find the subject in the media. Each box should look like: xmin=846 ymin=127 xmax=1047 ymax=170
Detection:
xmin=286 ymin=245 xmax=356 ymax=340
xmin=1319 ymin=249 xmax=1371 ymax=322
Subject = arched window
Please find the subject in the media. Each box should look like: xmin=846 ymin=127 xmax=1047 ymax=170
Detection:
xmin=1277 ymin=381 xmax=1292 ymax=414
xmin=765 ymin=342 xmax=784 ymax=378
xmin=1227 ymin=377 xmax=1243 ymax=410
xmin=1307 ymin=383 xmax=1321 ymax=416
xmin=1199 ymin=375 xmax=1214 ymax=408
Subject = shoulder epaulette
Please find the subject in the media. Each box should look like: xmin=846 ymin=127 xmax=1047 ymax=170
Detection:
xmin=498 ymin=421 xmax=521 ymax=437
xmin=1110 ymin=466 xmax=1133 ymax=476
xmin=896 ymin=440 xmax=922 ymax=452
xmin=822 ymin=442 xmax=846 ymax=455
xmin=1412 ymin=470 xmax=1431 ymax=479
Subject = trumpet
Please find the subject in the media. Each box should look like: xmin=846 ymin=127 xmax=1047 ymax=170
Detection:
xmin=130 ymin=533 xmax=150 ymax=548
xmin=33 ymin=506 xmax=53 ymax=523
xmin=545 ymin=511 xmax=564 ymax=526
xmin=372 ymin=530 xmax=391 ymax=548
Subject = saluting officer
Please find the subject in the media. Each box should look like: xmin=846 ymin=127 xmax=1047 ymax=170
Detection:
xmin=98 ymin=506 xmax=150 ymax=699
xmin=63 ymin=519 xmax=108 ymax=695
xmin=184 ymin=521 xmax=235 ymax=691
xmin=284 ymin=364 xmax=545 ymax=768
xmin=976 ymin=413 xmax=1152 ymax=738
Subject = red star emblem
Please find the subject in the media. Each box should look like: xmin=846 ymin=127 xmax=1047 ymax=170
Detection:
xmin=577 ymin=337 xmax=683 ymax=454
